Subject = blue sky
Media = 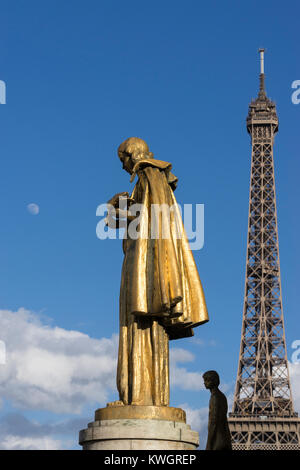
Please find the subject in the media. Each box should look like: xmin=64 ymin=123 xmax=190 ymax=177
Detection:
xmin=0 ymin=0 xmax=299 ymax=450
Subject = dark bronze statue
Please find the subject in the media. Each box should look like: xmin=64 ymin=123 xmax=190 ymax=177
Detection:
xmin=203 ymin=370 xmax=232 ymax=450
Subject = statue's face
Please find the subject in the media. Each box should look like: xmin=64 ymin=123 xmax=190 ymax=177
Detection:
xmin=203 ymin=376 xmax=212 ymax=389
xmin=203 ymin=374 xmax=218 ymax=390
xmin=121 ymin=153 xmax=134 ymax=174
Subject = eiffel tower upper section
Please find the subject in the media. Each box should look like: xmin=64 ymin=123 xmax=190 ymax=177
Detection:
xmin=246 ymin=49 xmax=278 ymax=138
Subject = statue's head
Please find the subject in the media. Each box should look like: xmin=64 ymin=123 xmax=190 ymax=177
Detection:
xmin=203 ymin=370 xmax=220 ymax=390
xmin=118 ymin=137 xmax=153 ymax=174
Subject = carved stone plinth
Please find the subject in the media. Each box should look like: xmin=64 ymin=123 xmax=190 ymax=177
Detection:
xmin=79 ymin=406 xmax=199 ymax=450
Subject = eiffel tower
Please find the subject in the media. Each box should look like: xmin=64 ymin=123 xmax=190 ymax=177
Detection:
xmin=228 ymin=49 xmax=300 ymax=450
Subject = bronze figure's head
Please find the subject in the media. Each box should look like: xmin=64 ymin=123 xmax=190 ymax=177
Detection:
xmin=118 ymin=137 xmax=153 ymax=174
xmin=203 ymin=370 xmax=220 ymax=390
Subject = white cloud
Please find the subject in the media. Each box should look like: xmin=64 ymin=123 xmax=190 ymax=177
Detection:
xmin=170 ymin=347 xmax=205 ymax=391
xmin=170 ymin=347 xmax=231 ymax=393
xmin=0 ymin=413 xmax=86 ymax=450
xmin=0 ymin=435 xmax=63 ymax=450
xmin=190 ymin=337 xmax=217 ymax=347
xmin=0 ymin=308 xmax=118 ymax=413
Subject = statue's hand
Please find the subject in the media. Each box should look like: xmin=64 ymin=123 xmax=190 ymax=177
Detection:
xmin=107 ymin=192 xmax=130 ymax=208
xmin=105 ymin=192 xmax=136 ymax=227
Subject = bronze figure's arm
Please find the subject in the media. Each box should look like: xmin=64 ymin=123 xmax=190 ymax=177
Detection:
xmin=105 ymin=192 xmax=136 ymax=228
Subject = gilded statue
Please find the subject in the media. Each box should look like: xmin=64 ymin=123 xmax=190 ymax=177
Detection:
xmin=106 ymin=137 xmax=209 ymax=407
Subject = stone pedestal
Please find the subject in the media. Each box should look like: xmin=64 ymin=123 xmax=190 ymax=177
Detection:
xmin=79 ymin=405 xmax=199 ymax=450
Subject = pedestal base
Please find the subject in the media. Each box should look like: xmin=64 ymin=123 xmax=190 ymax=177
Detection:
xmin=79 ymin=406 xmax=199 ymax=450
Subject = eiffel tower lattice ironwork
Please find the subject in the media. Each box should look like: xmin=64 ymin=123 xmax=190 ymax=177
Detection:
xmin=228 ymin=49 xmax=300 ymax=450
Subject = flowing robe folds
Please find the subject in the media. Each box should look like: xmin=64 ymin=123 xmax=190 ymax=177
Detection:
xmin=117 ymin=159 xmax=209 ymax=406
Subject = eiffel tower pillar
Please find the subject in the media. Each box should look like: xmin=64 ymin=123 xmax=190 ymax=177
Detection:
xmin=228 ymin=49 xmax=300 ymax=450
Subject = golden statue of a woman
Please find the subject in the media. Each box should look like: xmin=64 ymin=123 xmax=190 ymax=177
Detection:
xmin=106 ymin=137 xmax=209 ymax=408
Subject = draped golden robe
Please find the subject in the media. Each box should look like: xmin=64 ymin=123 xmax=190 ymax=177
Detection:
xmin=117 ymin=158 xmax=208 ymax=406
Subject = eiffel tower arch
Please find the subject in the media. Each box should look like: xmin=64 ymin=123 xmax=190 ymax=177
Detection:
xmin=228 ymin=50 xmax=300 ymax=450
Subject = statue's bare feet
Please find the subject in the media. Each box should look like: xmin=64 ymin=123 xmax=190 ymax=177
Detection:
xmin=106 ymin=400 xmax=125 ymax=407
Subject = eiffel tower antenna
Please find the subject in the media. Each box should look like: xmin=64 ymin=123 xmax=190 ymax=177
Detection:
xmin=228 ymin=50 xmax=300 ymax=450
xmin=258 ymin=48 xmax=266 ymax=98
xmin=259 ymin=48 xmax=265 ymax=74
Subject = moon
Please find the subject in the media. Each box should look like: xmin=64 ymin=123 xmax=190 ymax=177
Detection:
xmin=27 ymin=203 xmax=40 ymax=215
